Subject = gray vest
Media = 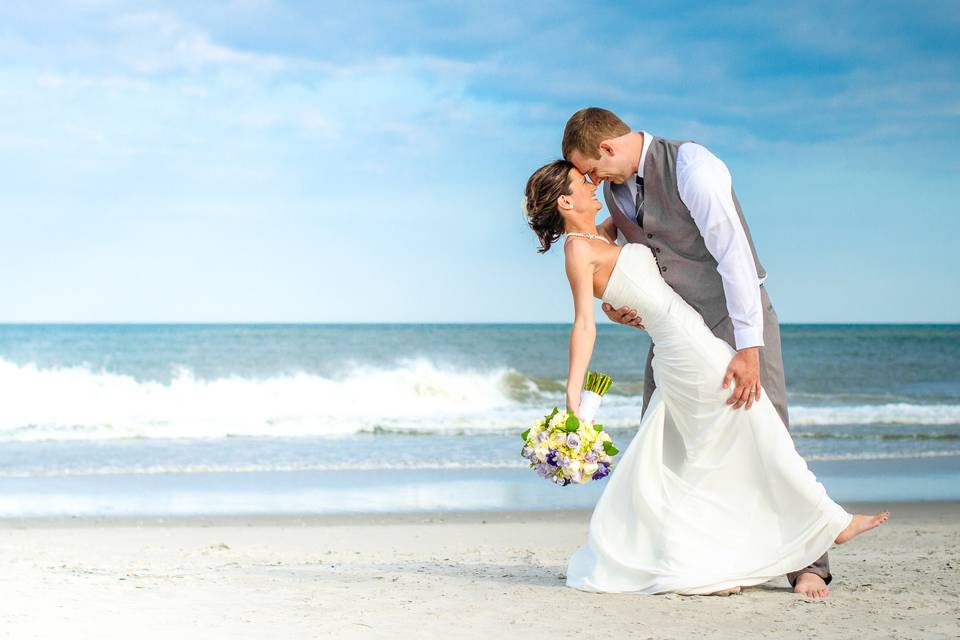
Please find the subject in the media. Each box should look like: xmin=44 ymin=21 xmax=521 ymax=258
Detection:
xmin=604 ymin=136 xmax=766 ymax=330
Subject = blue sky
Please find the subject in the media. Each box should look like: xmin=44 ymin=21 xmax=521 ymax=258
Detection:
xmin=0 ymin=1 xmax=957 ymax=322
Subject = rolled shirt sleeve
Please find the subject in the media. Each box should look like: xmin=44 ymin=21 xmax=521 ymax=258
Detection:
xmin=676 ymin=143 xmax=765 ymax=349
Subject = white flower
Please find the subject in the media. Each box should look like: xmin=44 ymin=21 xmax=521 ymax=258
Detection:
xmin=583 ymin=462 xmax=599 ymax=476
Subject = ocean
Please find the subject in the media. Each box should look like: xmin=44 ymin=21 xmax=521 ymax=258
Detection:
xmin=1 ymin=323 xmax=958 ymax=517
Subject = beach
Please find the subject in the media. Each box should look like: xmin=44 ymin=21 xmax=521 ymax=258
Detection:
xmin=1 ymin=502 xmax=957 ymax=639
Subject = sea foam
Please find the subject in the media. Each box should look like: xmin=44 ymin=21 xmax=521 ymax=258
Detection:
xmin=0 ymin=357 xmax=958 ymax=442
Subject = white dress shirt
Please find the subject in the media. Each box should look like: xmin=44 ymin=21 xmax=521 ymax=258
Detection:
xmin=613 ymin=134 xmax=765 ymax=349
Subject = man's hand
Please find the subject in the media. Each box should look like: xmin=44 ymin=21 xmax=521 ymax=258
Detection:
xmin=722 ymin=346 xmax=761 ymax=410
xmin=602 ymin=303 xmax=645 ymax=329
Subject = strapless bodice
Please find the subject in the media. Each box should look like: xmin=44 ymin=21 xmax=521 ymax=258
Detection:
xmin=601 ymin=243 xmax=687 ymax=341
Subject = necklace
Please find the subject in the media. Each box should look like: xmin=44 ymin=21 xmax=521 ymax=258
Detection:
xmin=564 ymin=232 xmax=611 ymax=245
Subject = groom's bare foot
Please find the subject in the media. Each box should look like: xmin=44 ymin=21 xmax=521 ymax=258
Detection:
xmin=709 ymin=586 xmax=741 ymax=596
xmin=835 ymin=512 xmax=890 ymax=544
xmin=794 ymin=572 xmax=830 ymax=599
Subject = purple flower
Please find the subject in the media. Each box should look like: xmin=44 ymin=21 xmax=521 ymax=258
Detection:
xmin=592 ymin=462 xmax=611 ymax=480
xmin=545 ymin=450 xmax=558 ymax=466
xmin=566 ymin=433 xmax=580 ymax=449
xmin=584 ymin=452 xmax=598 ymax=463
xmin=536 ymin=463 xmax=556 ymax=478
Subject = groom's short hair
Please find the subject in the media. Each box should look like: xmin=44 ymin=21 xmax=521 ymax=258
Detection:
xmin=562 ymin=108 xmax=631 ymax=160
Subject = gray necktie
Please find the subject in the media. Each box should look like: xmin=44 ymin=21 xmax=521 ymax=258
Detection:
xmin=635 ymin=175 xmax=645 ymax=227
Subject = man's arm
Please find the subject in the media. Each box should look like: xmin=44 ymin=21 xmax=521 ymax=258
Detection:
xmin=676 ymin=143 xmax=764 ymax=409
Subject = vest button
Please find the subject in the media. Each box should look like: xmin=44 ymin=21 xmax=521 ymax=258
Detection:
xmin=647 ymin=233 xmax=653 ymax=239
xmin=655 ymin=247 xmax=661 ymax=253
xmin=661 ymin=266 xmax=667 ymax=273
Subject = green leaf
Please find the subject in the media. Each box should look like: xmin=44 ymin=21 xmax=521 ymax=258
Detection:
xmin=564 ymin=414 xmax=580 ymax=432
xmin=521 ymin=428 xmax=530 ymax=441
xmin=545 ymin=407 xmax=558 ymax=423
xmin=593 ymin=423 xmax=603 ymax=432
xmin=602 ymin=441 xmax=619 ymax=456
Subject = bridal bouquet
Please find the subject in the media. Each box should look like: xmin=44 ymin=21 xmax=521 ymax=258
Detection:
xmin=520 ymin=372 xmax=619 ymax=486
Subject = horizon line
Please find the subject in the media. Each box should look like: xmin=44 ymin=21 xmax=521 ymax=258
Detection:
xmin=0 ymin=322 xmax=957 ymax=327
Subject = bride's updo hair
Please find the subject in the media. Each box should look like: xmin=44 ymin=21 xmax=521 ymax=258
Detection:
xmin=523 ymin=160 xmax=574 ymax=254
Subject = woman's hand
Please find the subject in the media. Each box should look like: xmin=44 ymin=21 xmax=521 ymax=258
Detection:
xmin=566 ymin=389 xmax=582 ymax=417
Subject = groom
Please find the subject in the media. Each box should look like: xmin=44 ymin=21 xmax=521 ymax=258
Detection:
xmin=561 ymin=107 xmax=833 ymax=600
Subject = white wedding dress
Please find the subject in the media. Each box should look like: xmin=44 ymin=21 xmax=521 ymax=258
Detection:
xmin=565 ymin=243 xmax=852 ymax=595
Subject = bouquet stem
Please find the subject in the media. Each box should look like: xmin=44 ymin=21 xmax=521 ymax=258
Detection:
xmin=578 ymin=390 xmax=602 ymax=422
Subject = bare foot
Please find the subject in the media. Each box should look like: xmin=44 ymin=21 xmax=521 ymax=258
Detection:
xmin=835 ymin=512 xmax=890 ymax=544
xmin=709 ymin=586 xmax=741 ymax=596
xmin=794 ymin=572 xmax=830 ymax=599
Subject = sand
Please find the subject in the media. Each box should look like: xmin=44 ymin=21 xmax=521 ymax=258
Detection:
xmin=0 ymin=502 xmax=957 ymax=639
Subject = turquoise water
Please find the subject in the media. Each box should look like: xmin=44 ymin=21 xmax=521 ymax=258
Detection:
xmin=0 ymin=323 xmax=957 ymax=516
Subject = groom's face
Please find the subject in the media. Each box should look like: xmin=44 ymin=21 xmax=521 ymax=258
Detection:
xmin=569 ymin=144 xmax=632 ymax=186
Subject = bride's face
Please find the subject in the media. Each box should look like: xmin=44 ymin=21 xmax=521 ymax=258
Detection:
xmin=559 ymin=167 xmax=603 ymax=217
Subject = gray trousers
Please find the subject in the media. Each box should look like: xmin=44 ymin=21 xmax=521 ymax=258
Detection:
xmin=640 ymin=285 xmax=831 ymax=587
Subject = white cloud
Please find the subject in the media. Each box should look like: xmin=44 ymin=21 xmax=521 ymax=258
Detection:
xmin=107 ymin=10 xmax=303 ymax=75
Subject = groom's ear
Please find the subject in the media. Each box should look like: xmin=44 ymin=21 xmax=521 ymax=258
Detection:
xmin=598 ymin=140 xmax=615 ymax=156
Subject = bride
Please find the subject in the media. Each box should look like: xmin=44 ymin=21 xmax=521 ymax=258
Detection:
xmin=523 ymin=160 xmax=889 ymax=596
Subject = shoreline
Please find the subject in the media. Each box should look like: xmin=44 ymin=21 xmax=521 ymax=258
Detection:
xmin=3 ymin=456 xmax=959 ymax=519
xmin=1 ymin=500 xmax=957 ymax=529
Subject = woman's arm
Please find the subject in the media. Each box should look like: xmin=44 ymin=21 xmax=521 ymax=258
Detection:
xmin=564 ymin=240 xmax=597 ymax=415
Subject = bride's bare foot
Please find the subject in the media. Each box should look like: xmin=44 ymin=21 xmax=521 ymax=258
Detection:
xmin=794 ymin=572 xmax=830 ymax=599
xmin=709 ymin=586 xmax=741 ymax=596
xmin=835 ymin=512 xmax=890 ymax=544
